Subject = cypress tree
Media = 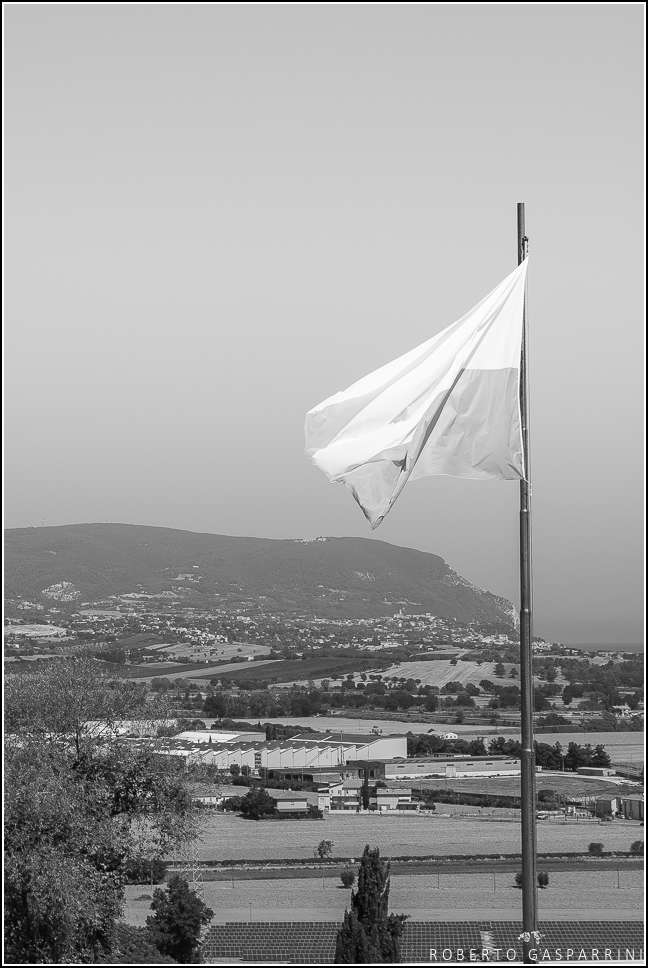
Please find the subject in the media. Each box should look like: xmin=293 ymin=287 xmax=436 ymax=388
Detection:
xmin=334 ymin=845 xmax=407 ymax=963
xmin=361 ymin=774 xmax=370 ymax=811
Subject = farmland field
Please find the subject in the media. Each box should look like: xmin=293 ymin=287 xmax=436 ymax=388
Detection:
xmin=405 ymin=773 xmax=640 ymax=800
xmin=127 ymin=658 xmax=280 ymax=682
xmin=376 ymin=658 xmax=498 ymax=689
xmin=156 ymin=641 xmax=271 ymax=662
xmin=123 ymin=868 xmax=643 ymax=925
xmin=286 ymin=657 xmax=502 ymax=690
xmin=216 ymin=655 xmax=383 ymax=686
xmin=524 ymin=732 xmax=644 ymax=765
xmin=181 ymin=813 xmax=642 ymax=863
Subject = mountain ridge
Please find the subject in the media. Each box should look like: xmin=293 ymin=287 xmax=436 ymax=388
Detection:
xmin=4 ymin=523 xmax=516 ymax=625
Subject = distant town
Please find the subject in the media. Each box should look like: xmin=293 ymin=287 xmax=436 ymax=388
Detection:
xmin=5 ymin=579 xmax=644 ymax=735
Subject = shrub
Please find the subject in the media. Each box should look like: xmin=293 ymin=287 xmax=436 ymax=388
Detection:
xmin=220 ymin=796 xmax=243 ymax=812
xmin=630 ymin=840 xmax=644 ymax=855
xmin=340 ymin=868 xmax=356 ymax=889
xmin=588 ymin=842 xmax=604 ymax=856
xmin=515 ymin=871 xmax=548 ymax=889
xmin=317 ymin=839 xmax=334 ymax=860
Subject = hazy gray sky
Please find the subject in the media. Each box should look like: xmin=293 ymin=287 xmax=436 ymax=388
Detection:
xmin=5 ymin=4 xmax=644 ymax=643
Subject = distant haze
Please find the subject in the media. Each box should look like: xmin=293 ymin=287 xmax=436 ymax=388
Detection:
xmin=4 ymin=5 xmax=644 ymax=644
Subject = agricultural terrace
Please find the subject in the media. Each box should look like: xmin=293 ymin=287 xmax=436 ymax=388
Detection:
xmin=184 ymin=813 xmax=641 ymax=863
xmin=123 ymin=869 xmax=643 ymax=926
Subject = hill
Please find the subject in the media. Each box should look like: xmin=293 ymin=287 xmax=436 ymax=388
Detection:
xmin=4 ymin=524 xmax=516 ymax=625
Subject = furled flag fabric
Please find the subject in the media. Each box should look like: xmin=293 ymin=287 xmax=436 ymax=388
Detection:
xmin=305 ymin=258 xmax=528 ymax=528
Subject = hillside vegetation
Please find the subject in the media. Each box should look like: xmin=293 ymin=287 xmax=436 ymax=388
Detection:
xmin=5 ymin=524 xmax=515 ymax=624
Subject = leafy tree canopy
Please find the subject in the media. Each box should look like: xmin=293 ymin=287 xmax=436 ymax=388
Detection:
xmin=4 ymin=659 xmax=194 ymax=964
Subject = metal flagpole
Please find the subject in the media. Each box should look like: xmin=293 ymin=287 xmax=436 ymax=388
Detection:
xmin=517 ymin=201 xmax=538 ymax=963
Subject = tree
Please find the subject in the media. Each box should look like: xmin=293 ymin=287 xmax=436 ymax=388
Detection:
xmin=334 ymin=846 xmax=407 ymax=963
xmin=203 ymin=693 xmax=227 ymax=718
xmin=591 ymin=744 xmax=611 ymax=768
xmin=317 ymin=839 xmax=334 ymax=860
xmin=361 ymin=775 xmax=371 ymax=810
xmin=239 ymin=787 xmax=275 ymax=820
xmin=588 ymin=842 xmax=604 ymax=856
xmin=146 ymin=875 xmax=213 ymax=963
xmin=424 ymin=694 xmax=438 ymax=712
xmin=340 ymin=868 xmax=356 ymax=889
xmin=4 ymin=659 xmax=192 ymax=964
xmin=107 ymin=924 xmax=176 ymax=964
xmin=630 ymin=840 xmax=644 ymax=855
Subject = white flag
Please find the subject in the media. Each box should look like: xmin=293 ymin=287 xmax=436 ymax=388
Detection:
xmin=305 ymin=259 xmax=528 ymax=528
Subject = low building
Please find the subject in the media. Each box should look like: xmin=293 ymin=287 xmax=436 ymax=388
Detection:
xmin=577 ymin=766 xmax=615 ymax=777
xmin=324 ymin=779 xmax=365 ymax=812
xmin=619 ymin=795 xmax=644 ymax=821
xmin=376 ymin=787 xmax=417 ymax=812
xmin=385 ymin=755 xmax=522 ymax=780
xmin=193 ymin=795 xmax=221 ymax=808
xmin=271 ymin=793 xmax=310 ymax=815
xmin=594 ymin=796 xmax=620 ymax=817
xmin=264 ymin=766 xmax=344 ymax=786
xmin=318 ymin=779 xmax=417 ymax=813
xmin=339 ymin=760 xmax=388 ymax=781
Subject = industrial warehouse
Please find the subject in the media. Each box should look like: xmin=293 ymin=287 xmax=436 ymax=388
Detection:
xmin=150 ymin=727 xmax=531 ymax=781
xmin=154 ymin=728 xmax=409 ymax=771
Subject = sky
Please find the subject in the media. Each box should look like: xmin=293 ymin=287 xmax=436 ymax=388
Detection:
xmin=4 ymin=4 xmax=644 ymax=644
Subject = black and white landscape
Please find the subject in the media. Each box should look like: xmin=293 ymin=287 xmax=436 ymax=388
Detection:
xmin=4 ymin=3 xmax=644 ymax=966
